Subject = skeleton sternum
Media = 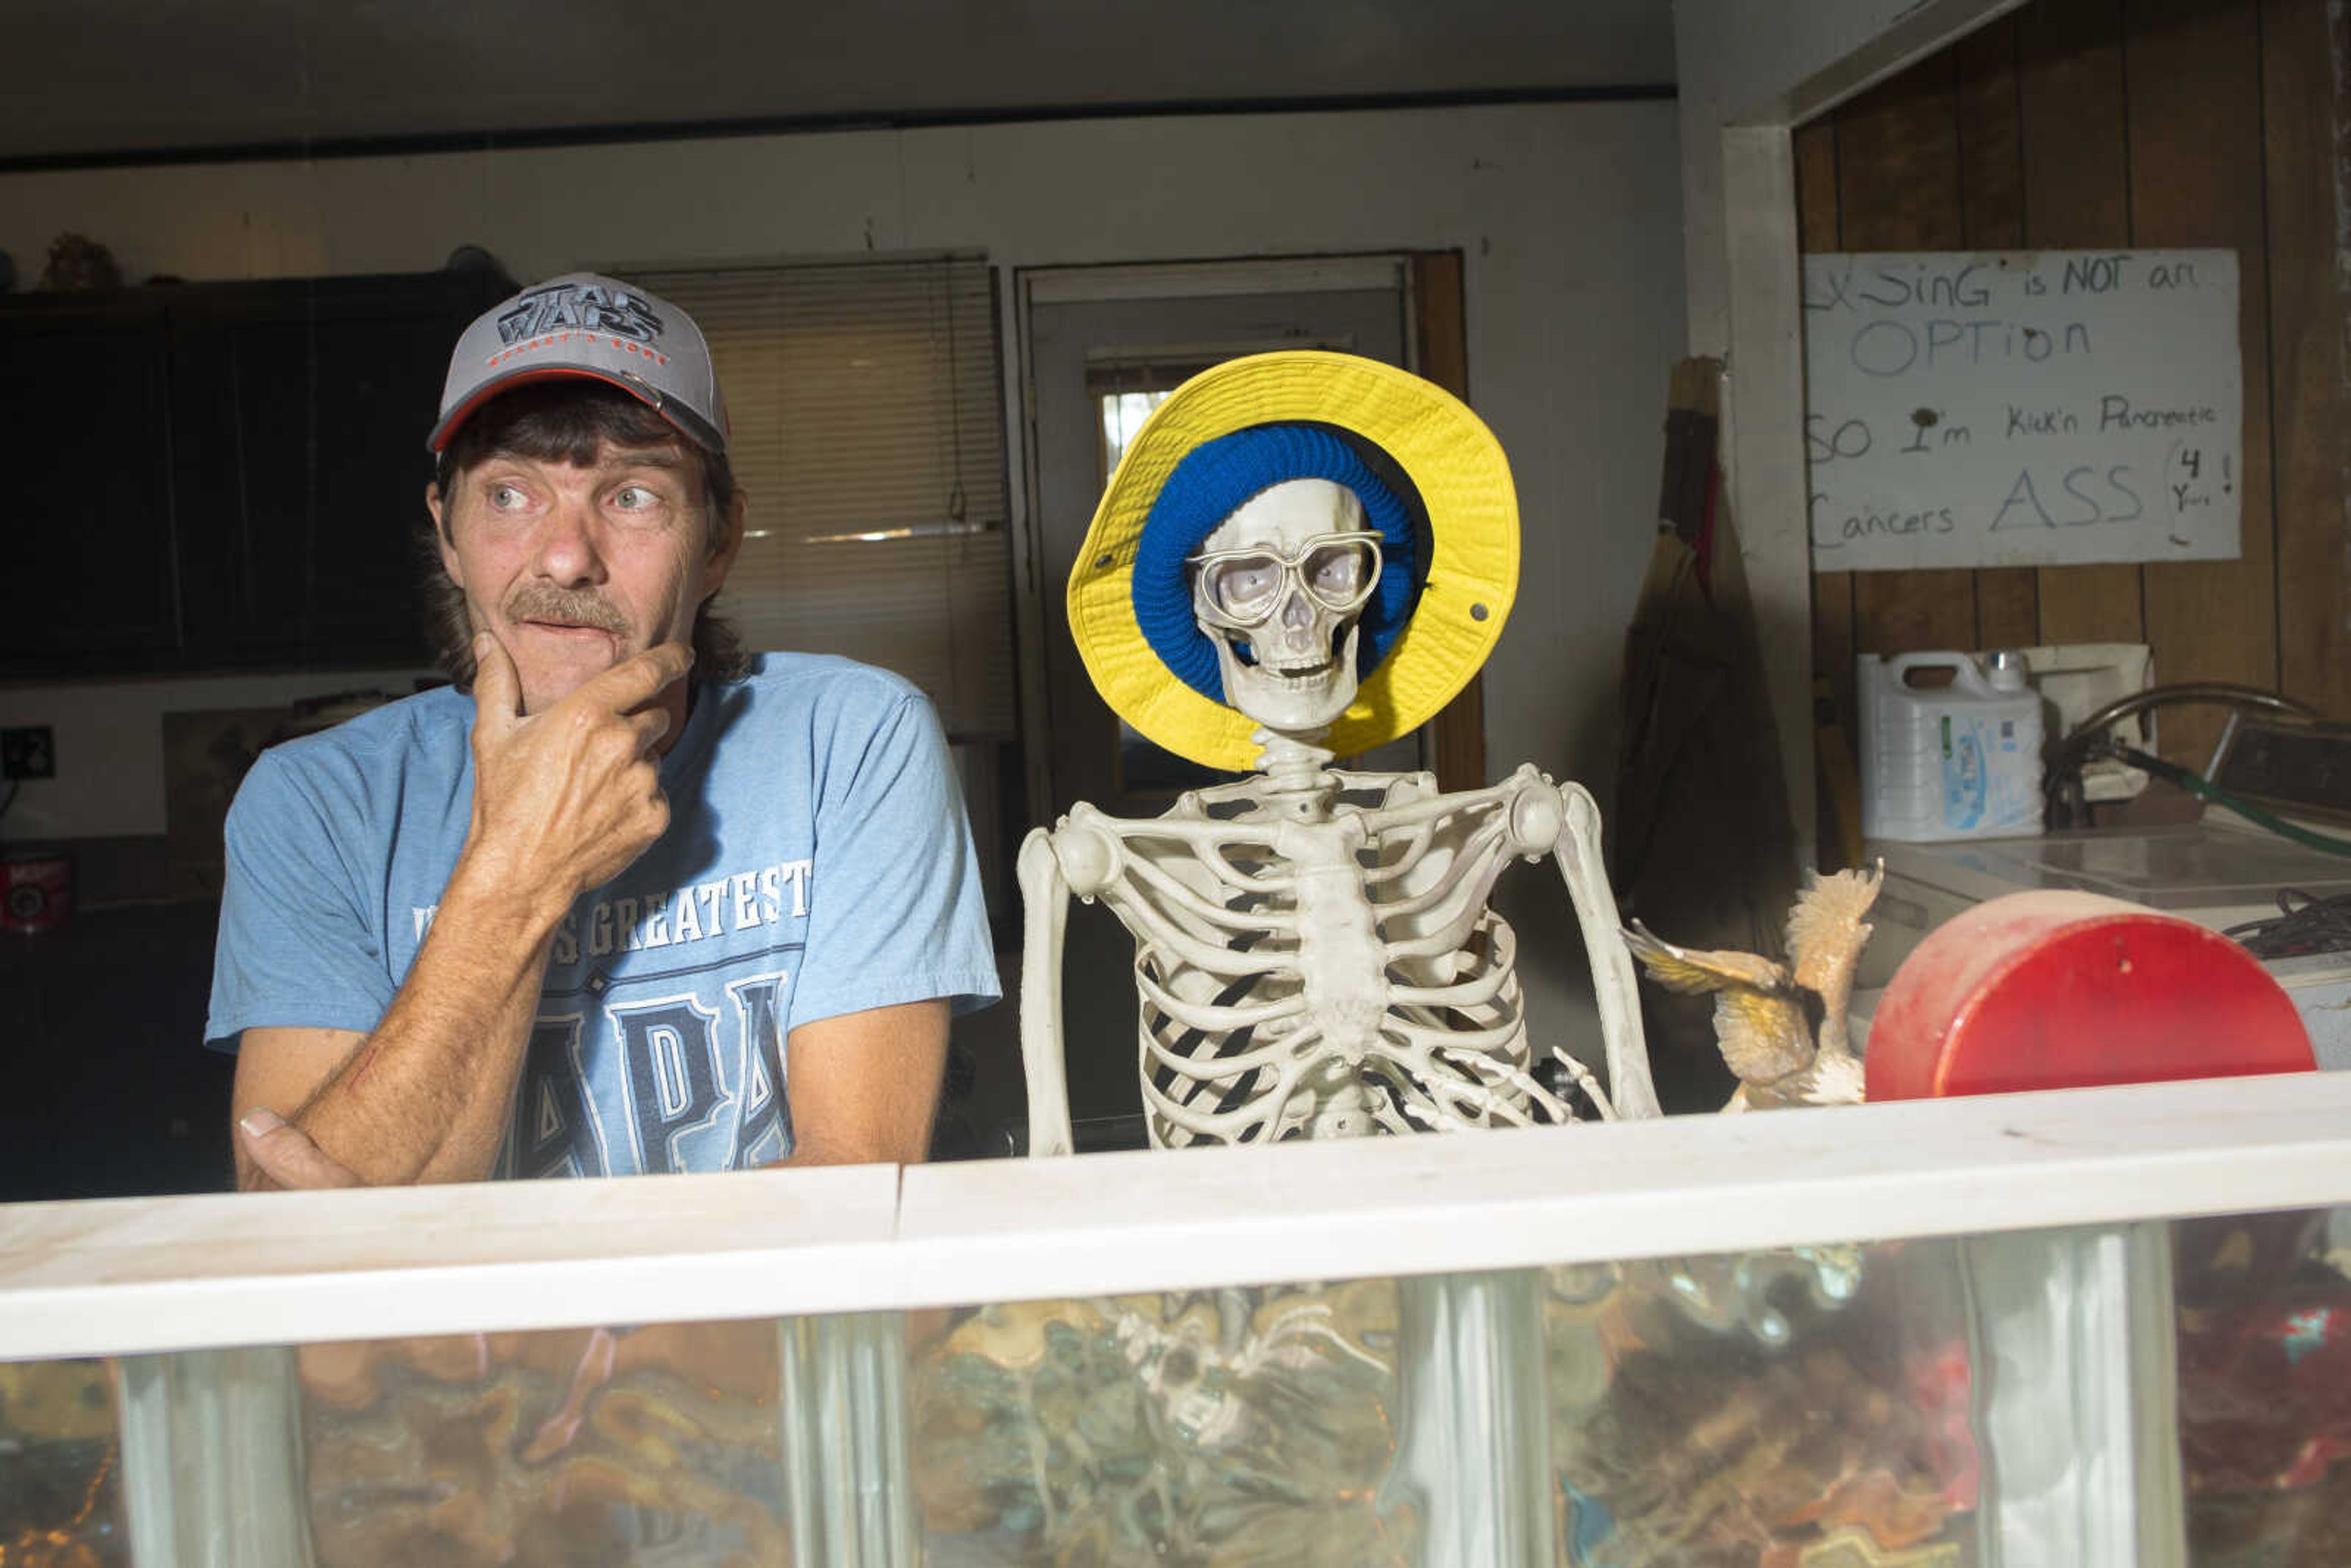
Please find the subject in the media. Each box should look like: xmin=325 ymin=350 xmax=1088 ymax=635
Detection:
xmin=1279 ymin=819 xmax=1388 ymax=1061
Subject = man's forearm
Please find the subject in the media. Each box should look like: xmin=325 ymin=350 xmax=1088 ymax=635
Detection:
xmin=763 ymin=1001 xmax=949 ymax=1172
xmin=775 ymin=1131 xmax=929 ymax=1170
xmin=269 ymin=860 xmax=562 ymax=1187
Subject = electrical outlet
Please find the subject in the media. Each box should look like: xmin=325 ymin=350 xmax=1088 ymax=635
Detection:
xmin=1 ymin=726 xmax=56 ymax=781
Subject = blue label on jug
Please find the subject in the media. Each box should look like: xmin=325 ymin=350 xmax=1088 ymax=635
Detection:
xmin=1941 ymin=715 xmax=1985 ymax=830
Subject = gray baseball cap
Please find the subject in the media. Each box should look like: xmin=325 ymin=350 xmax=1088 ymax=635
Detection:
xmin=427 ymin=272 xmax=729 ymax=456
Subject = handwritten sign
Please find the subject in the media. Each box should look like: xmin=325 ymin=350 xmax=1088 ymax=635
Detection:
xmin=1803 ymin=249 xmax=2241 ymax=571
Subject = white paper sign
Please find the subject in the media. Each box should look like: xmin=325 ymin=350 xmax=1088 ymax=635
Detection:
xmin=1803 ymin=249 xmax=2241 ymax=572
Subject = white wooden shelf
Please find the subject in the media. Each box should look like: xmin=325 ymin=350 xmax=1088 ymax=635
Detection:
xmin=3 ymin=1071 xmax=2347 ymax=1361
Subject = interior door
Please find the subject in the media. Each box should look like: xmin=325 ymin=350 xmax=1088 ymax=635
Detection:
xmin=1028 ymin=270 xmax=1414 ymax=821
xmin=1017 ymin=260 xmax=1415 ymax=1141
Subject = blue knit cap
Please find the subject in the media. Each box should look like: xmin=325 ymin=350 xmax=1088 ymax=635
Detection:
xmin=1132 ymin=424 xmax=1420 ymax=703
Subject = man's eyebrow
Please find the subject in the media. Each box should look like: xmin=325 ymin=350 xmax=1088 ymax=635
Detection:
xmin=605 ymin=448 xmax=688 ymax=471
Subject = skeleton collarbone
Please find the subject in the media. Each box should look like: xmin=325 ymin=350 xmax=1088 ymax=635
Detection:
xmin=1048 ymin=763 xmax=1570 ymax=1144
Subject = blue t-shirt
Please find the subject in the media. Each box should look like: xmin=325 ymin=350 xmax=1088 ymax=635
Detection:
xmin=206 ymin=653 xmax=1000 ymax=1178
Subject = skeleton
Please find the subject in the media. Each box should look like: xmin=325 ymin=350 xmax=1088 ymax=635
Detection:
xmin=1011 ymin=388 xmax=1673 ymax=1568
xmin=1019 ymin=479 xmax=1659 ymax=1155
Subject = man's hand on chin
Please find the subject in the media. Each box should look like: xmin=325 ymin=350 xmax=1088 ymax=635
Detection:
xmin=237 ymin=1108 xmax=365 ymax=1190
xmin=460 ymin=632 xmax=691 ymax=912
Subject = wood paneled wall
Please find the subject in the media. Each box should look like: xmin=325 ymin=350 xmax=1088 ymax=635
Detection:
xmin=1801 ymin=0 xmax=2350 ymax=782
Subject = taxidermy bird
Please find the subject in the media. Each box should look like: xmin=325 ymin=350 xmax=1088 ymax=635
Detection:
xmin=1622 ymin=864 xmax=1883 ymax=1111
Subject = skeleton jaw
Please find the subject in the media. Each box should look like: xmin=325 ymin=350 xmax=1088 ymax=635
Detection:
xmin=1211 ymin=621 xmax=1362 ymax=733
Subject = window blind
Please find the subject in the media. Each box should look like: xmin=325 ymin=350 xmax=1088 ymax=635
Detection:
xmin=632 ymin=258 xmax=1014 ymax=740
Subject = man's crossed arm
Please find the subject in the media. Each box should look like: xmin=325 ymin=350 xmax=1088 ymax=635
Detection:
xmin=234 ymin=999 xmax=947 ymax=1188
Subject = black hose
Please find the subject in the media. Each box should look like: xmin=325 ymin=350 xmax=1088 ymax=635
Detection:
xmin=2089 ymin=738 xmax=2351 ymax=858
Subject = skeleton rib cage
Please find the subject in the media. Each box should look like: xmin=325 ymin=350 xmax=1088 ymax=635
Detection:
xmin=1041 ymin=764 xmax=1616 ymax=1147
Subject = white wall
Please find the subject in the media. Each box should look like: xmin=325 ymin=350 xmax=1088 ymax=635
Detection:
xmin=0 ymin=668 xmax=434 ymax=842
xmin=1673 ymin=0 xmax=2020 ymax=345
xmin=1 ymin=102 xmax=1683 ymax=1037
xmin=1668 ymin=0 xmax=2022 ymax=872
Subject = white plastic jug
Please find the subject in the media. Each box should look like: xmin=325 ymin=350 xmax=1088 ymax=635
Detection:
xmin=1858 ymin=650 xmax=2045 ymax=842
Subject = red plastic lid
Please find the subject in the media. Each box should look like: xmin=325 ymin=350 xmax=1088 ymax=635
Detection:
xmin=1866 ymin=891 xmax=2315 ymax=1101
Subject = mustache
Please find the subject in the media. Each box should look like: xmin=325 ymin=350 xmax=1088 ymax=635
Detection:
xmin=503 ymin=582 xmax=630 ymax=636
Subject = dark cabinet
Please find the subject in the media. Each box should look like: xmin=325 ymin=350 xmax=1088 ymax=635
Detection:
xmin=0 ymin=902 xmax=236 ymax=1202
xmin=0 ymin=294 xmax=182 ymax=666
xmin=0 ymin=268 xmax=508 ymax=678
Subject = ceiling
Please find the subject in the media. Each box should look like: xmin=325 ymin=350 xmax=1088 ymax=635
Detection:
xmin=9 ymin=0 xmax=1678 ymax=165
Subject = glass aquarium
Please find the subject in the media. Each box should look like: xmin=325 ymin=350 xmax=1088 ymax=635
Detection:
xmin=2 ymin=1071 xmax=2347 ymax=1568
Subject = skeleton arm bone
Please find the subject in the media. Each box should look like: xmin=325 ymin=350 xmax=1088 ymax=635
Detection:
xmin=1016 ymin=828 xmax=1078 ymax=1157
xmin=1544 ymin=781 xmax=1661 ymax=1119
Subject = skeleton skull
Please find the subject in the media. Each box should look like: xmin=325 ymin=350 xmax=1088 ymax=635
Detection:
xmin=1190 ymin=479 xmax=1380 ymax=735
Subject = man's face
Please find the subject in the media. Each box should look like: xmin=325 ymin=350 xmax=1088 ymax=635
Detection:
xmin=428 ymin=437 xmax=742 ymax=715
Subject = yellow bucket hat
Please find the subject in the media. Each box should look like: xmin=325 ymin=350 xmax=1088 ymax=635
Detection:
xmin=1068 ymin=350 xmax=1518 ymax=771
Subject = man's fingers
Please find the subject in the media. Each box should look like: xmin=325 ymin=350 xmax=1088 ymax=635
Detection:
xmin=625 ymin=706 xmax=673 ymax=756
xmin=579 ymin=641 xmax=693 ymax=716
xmin=471 ymin=632 xmax=524 ymax=736
xmin=238 ymin=1108 xmax=364 ymax=1190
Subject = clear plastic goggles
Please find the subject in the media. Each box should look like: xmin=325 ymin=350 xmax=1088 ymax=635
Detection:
xmin=1187 ymin=533 xmax=1384 ymax=629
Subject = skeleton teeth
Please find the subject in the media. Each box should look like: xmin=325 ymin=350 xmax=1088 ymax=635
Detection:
xmin=1195 ymin=486 xmax=1371 ymax=730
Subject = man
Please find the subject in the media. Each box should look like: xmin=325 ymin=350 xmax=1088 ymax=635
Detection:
xmin=210 ymin=272 xmax=999 ymax=1190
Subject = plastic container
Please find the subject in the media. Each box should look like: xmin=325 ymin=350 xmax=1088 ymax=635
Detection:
xmin=1858 ymin=650 xmax=2044 ymax=842
xmin=1865 ymin=890 xmax=2312 ymax=1100
xmin=1 ymin=853 xmax=73 ymax=934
